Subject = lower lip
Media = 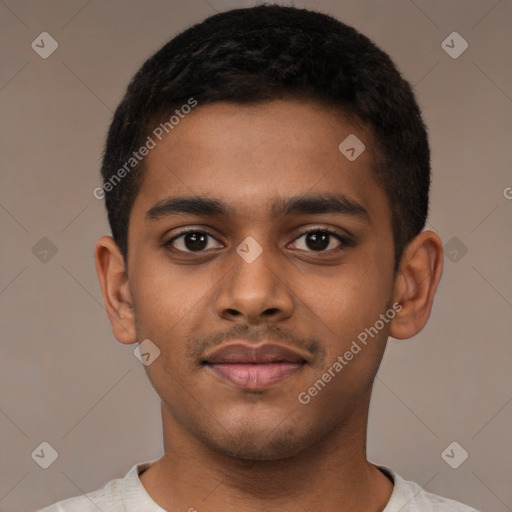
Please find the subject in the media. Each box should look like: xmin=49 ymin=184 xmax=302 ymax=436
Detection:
xmin=206 ymin=362 xmax=304 ymax=390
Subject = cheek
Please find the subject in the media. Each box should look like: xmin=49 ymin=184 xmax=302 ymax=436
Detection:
xmin=295 ymin=267 xmax=394 ymax=386
xmin=129 ymin=258 xmax=213 ymax=338
xmin=299 ymin=261 xmax=392 ymax=331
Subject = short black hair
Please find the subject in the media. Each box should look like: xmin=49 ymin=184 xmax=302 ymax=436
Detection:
xmin=100 ymin=4 xmax=430 ymax=270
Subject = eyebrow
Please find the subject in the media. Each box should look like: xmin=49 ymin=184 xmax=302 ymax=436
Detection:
xmin=145 ymin=194 xmax=369 ymax=221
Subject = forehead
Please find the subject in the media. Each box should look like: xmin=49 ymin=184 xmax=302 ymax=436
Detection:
xmin=131 ymin=99 xmax=390 ymax=225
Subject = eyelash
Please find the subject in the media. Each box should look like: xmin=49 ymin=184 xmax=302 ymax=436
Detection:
xmin=164 ymin=227 xmax=351 ymax=255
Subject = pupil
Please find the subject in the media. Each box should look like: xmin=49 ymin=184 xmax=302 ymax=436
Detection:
xmin=306 ymin=232 xmax=329 ymax=251
xmin=185 ymin=232 xmax=207 ymax=251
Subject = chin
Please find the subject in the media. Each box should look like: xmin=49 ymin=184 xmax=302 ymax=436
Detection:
xmin=209 ymin=436 xmax=301 ymax=461
xmin=198 ymin=419 xmax=312 ymax=461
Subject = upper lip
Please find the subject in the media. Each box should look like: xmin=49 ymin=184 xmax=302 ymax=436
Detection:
xmin=203 ymin=342 xmax=309 ymax=364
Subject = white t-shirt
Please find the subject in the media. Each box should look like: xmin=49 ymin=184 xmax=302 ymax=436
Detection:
xmin=36 ymin=461 xmax=480 ymax=511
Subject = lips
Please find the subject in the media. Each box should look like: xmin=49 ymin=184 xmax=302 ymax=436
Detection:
xmin=203 ymin=342 xmax=308 ymax=390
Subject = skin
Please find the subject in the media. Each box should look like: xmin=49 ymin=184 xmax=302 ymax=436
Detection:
xmin=95 ymin=99 xmax=443 ymax=512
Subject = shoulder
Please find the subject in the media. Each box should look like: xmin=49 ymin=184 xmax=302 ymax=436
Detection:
xmin=380 ymin=466 xmax=481 ymax=512
xmin=36 ymin=482 xmax=122 ymax=511
xmin=35 ymin=462 xmax=147 ymax=512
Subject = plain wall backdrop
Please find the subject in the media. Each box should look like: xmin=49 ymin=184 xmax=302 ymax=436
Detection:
xmin=1 ymin=1 xmax=511 ymax=511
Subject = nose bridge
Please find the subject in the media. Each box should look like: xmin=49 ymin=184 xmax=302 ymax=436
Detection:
xmin=235 ymin=239 xmax=273 ymax=287
xmin=215 ymin=235 xmax=294 ymax=322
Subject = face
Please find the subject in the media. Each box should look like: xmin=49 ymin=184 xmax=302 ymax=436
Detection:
xmin=124 ymin=99 xmax=397 ymax=460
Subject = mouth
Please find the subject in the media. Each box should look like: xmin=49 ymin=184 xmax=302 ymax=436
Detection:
xmin=202 ymin=342 xmax=308 ymax=391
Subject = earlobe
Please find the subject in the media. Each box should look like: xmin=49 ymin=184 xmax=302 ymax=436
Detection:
xmin=389 ymin=230 xmax=443 ymax=340
xmin=94 ymin=236 xmax=138 ymax=345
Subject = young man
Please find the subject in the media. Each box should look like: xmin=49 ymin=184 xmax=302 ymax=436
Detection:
xmin=39 ymin=4 xmax=479 ymax=511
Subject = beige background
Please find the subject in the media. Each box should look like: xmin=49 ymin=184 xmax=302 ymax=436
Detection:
xmin=1 ymin=1 xmax=511 ymax=511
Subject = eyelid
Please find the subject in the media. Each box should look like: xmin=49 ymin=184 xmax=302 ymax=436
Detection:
xmin=167 ymin=226 xmax=218 ymax=240
xmin=291 ymin=225 xmax=351 ymax=240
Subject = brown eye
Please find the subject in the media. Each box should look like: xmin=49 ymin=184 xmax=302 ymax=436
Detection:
xmin=291 ymin=229 xmax=346 ymax=252
xmin=304 ymin=232 xmax=330 ymax=251
xmin=167 ymin=230 xmax=222 ymax=252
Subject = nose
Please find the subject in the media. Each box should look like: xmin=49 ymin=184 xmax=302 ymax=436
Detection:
xmin=214 ymin=243 xmax=294 ymax=325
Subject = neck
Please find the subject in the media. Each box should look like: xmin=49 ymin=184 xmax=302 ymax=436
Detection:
xmin=140 ymin=391 xmax=393 ymax=511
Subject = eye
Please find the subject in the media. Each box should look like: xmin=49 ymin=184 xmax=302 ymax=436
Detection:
xmin=289 ymin=229 xmax=347 ymax=252
xmin=166 ymin=230 xmax=223 ymax=253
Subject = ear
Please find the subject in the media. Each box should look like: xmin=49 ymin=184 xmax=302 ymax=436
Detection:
xmin=389 ymin=230 xmax=443 ymax=340
xmin=94 ymin=236 xmax=137 ymax=345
